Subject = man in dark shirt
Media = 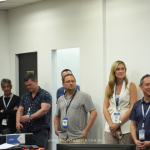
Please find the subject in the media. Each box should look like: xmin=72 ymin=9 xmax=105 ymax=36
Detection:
xmin=16 ymin=74 xmax=52 ymax=148
xmin=56 ymin=69 xmax=80 ymax=103
xmin=130 ymin=74 xmax=150 ymax=150
xmin=0 ymin=79 xmax=20 ymax=134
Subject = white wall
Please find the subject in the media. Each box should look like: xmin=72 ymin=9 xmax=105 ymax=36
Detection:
xmin=106 ymin=0 xmax=150 ymax=99
xmin=7 ymin=0 xmax=103 ymax=149
xmin=1 ymin=0 xmax=149 ymax=149
xmin=0 ymin=10 xmax=9 ymax=95
xmin=51 ymin=48 xmax=80 ymax=150
xmin=57 ymin=48 xmax=80 ymax=88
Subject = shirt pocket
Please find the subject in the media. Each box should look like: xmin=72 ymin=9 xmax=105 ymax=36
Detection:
xmin=70 ymin=102 xmax=79 ymax=109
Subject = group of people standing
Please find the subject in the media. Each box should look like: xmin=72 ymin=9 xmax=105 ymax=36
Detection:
xmin=0 ymin=60 xmax=149 ymax=150
xmin=0 ymin=74 xmax=52 ymax=148
xmin=54 ymin=62 xmax=150 ymax=150
xmin=104 ymin=60 xmax=150 ymax=150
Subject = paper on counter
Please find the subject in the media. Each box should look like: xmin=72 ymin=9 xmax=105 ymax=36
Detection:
xmin=0 ymin=143 xmax=15 ymax=149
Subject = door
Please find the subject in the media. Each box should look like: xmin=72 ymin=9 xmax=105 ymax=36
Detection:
xmin=18 ymin=52 xmax=37 ymax=97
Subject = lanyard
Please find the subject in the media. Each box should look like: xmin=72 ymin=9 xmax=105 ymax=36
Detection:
xmin=63 ymin=90 xmax=77 ymax=115
xmin=3 ymin=94 xmax=13 ymax=110
xmin=141 ymin=102 xmax=150 ymax=128
xmin=64 ymin=89 xmax=66 ymax=95
xmin=115 ymin=88 xmax=120 ymax=110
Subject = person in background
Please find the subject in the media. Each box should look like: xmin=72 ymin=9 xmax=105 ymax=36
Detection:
xmin=103 ymin=60 xmax=137 ymax=144
xmin=54 ymin=74 xmax=97 ymax=144
xmin=56 ymin=69 xmax=80 ymax=103
xmin=16 ymin=74 xmax=52 ymax=148
xmin=0 ymin=79 xmax=20 ymax=134
xmin=130 ymin=74 xmax=150 ymax=150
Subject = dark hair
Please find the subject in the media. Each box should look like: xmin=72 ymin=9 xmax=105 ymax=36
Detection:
xmin=61 ymin=69 xmax=72 ymax=78
xmin=140 ymin=74 xmax=150 ymax=85
xmin=1 ymin=79 xmax=12 ymax=86
xmin=62 ymin=74 xmax=76 ymax=83
xmin=24 ymin=73 xmax=37 ymax=82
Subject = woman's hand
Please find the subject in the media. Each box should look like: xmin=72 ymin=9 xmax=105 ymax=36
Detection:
xmin=111 ymin=130 xmax=118 ymax=137
xmin=109 ymin=123 xmax=120 ymax=132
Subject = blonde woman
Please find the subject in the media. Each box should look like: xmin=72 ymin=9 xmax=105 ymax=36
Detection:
xmin=103 ymin=60 xmax=137 ymax=144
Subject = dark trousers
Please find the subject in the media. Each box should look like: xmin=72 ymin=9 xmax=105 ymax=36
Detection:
xmin=32 ymin=129 xmax=49 ymax=148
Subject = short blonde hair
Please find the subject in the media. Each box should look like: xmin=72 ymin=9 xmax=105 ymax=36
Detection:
xmin=107 ymin=60 xmax=128 ymax=99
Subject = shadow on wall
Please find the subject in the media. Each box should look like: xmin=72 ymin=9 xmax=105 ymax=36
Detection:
xmin=130 ymin=71 xmax=143 ymax=101
xmin=87 ymin=103 xmax=104 ymax=144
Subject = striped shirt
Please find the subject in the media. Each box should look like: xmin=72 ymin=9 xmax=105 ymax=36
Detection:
xmin=56 ymin=90 xmax=95 ymax=140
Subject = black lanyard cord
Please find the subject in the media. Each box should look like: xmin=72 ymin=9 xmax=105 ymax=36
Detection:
xmin=65 ymin=89 xmax=77 ymax=115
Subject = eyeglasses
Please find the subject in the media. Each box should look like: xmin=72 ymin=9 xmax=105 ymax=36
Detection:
xmin=65 ymin=80 xmax=75 ymax=83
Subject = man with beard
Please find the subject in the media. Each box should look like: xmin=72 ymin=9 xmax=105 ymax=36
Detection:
xmin=56 ymin=69 xmax=80 ymax=103
xmin=54 ymin=74 xmax=97 ymax=143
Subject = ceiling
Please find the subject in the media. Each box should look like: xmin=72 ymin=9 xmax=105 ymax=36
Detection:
xmin=0 ymin=0 xmax=45 ymax=10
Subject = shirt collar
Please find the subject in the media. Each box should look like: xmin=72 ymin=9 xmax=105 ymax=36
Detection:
xmin=28 ymin=86 xmax=41 ymax=96
xmin=3 ymin=93 xmax=13 ymax=98
xmin=64 ymin=89 xmax=78 ymax=99
xmin=141 ymin=97 xmax=150 ymax=104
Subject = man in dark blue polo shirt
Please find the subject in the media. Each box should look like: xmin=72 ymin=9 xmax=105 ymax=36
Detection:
xmin=16 ymin=74 xmax=52 ymax=148
xmin=56 ymin=69 xmax=80 ymax=103
xmin=130 ymin=74 xmax=150 ymax=150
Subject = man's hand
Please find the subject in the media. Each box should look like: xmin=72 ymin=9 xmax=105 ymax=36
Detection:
xmin=137 ymin=141 xmax=150 ymax=149
xmin=142 ymin=141 xmax=150 ymax=149
xmin=134 ymin=140 xmax=145 ymax=149
xmin=55 ymin=130 xmax=60 ymax=136
xmin=20 ymin=115 xmax=30 ymax=123
xmin=109 ymin=124 xmax=120 ymax=132
xmin=13 ymin=106 xmax=18 ymax=110
xmin=82 ymin=129 xmax=88 ymax=138
xmin=0 ymin=109 xmax=4 ymax=113
xmin=16 ymin=122 xmax=23 ymax=132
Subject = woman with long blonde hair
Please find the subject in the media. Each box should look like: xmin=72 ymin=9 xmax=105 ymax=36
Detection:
xmin=103 ymin=60 xmax=137 ymax=144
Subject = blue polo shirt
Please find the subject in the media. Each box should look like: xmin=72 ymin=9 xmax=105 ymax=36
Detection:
xmin=56 ymin=85 xmax=80 ymax=103
xmin=19 ymin=87 xmax=52 ymax=132
xmin=129 ymin=97 xmax=150 ymax=141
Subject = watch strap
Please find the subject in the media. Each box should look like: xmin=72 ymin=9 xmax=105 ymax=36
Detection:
xmin=29 ymin=115 xmax=32 ymax=120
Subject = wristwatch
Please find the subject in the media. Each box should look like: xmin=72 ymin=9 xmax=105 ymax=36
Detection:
xmin=119 ymin=120 xmax=122 ymax=124
xmin=29 ymin=115 xmax=33 ymax=120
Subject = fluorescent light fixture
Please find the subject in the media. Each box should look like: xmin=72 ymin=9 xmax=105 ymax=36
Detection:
xmin=0 ymin=0 xmax=6 ymax=1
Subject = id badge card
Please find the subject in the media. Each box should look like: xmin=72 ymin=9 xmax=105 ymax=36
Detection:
xmin=26 ymin=112 xmax=30 ymax=115
xmin=113 ymin=113 xmax=120 ymax=124
xmin=139 ymin=129 xmax=145 ymax=140
xmin=2 ymin=119 xmax=7 ymax=125
xmin=62 ymin=118 xmax=68 ymax=128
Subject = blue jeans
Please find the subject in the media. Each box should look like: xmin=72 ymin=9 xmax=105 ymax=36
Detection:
xmin=32 ymin=129 xmax=49 ymax=148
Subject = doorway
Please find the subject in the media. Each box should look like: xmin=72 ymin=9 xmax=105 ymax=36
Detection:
xmin=18 ymin=52 xmax=37 ymax=97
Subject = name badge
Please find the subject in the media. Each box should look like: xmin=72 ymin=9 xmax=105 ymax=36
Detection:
xmin=113 ymin=113 xmax=120 ymax=124
xmin=26 ymin=112 xmax=30 ymax=115
xmin=62 ymin=118 xmax=68 ymax=128
xmin=139 ymin=129 xmax=145 ymax=140
xmin=26 ymin=108 xmax=30 ymax=115
xmin=2 ymin=119 xmax=7 ymax=125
